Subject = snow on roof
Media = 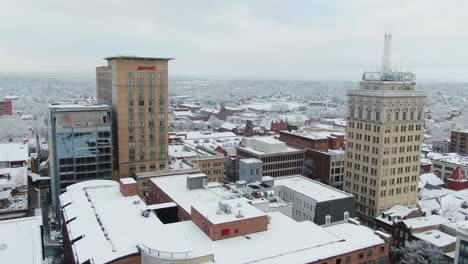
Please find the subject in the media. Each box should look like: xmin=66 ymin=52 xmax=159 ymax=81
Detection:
xmin=418 ymin=185 xmax=455 ymax=200
xmin=419 ymin=173 xmax=444 ymax=189
xmin=192 ymin=197 xmax=266 ymax=225
xmin=403 ymin=215 xmax=450 ymax=230
xmin=375 ymin=205 xmax=418 ymax=225
xmin=0 ymin=143 xmax=29 ymax=162
xmin=432 ymin=153 xmax=468 ymax=167
xmin=220 ymin=122 xmax=238 ymax=130
xmin=120 ymin=178 xmax=136 ymax=185
xmin=61 ymin=178 xmax=387 ymax=264
xmin=418 ymin=199 xmax=441 ymax=213
xmin=412 ymin=229 xmax=456 ymax=248
xmin=282 ymin=130 xmax=345 ymax=140
xmin=173 ymin=110 xmax=193 ymax=117
xmin=184 ymin=131 xmax=236 ymax=140
xmin=168 ymin=144 xmax=198 ymax=159
xmin=0 ymin=166 xmax=28 ymax=188
xmin=274 ymin=175 xmax=352 ymax=202
xmin=241 ymin=158 xmax=262 ymax=164
xmin=0 ymin=216 xmax=43 ymax=264
xmin=421 ymin=158 xmax=432 ymax=165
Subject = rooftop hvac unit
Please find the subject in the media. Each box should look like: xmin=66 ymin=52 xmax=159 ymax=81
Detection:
xmin=141 ymin=210 xmax=150 ymax=218
xmin=218 ymin=201 xmax=232 ymax=214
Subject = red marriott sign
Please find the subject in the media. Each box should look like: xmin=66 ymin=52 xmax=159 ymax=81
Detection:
xmin=137 ymin=66 xmax=156 ymax=70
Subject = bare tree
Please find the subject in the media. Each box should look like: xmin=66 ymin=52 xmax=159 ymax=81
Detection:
xmin=303 ymin=158 xmax=320 ymax=181
xmin=391 ymin=240 xmax=450 ymax=264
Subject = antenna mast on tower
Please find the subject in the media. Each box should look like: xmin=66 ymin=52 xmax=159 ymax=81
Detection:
xmin=381 ymin=34 xmax=392 ymax=74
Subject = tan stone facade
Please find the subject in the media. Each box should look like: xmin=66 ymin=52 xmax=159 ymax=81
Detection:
xmin=190 ymin=156 xmax=224 ymax=182
xmin=344 ymin=81 xmax=426 ymax=218
xmin=96 ymin=57 xmax=172 ymax=179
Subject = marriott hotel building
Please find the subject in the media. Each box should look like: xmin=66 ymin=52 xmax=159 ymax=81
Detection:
xmin=96 ymin=56 xmax=172 ymax=179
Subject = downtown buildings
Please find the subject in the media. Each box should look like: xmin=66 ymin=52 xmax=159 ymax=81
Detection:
xmin=48 ymin=104 xmax=113 ymax=218
xmin=344 ymin=35 xmax=426 ymax=219
xmin=96 ymin=56 xmax=172 ymax=179
xmin=60 ymin=175 xmax=389 ymax=264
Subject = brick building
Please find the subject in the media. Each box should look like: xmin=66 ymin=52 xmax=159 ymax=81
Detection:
xmin=236 ymin=137 xmax=305 ymax=179
xmin=0 ymin=100 xmax=12 ymax=115
xmin=450 ymin=129 xmax=468 ymax=155
xmin=278 ymin=130 xmax=345 ymax=189
xmin=60 ymin=176 xmax=390 ymax=264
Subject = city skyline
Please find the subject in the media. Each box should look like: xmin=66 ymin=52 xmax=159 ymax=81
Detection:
xmin=0 ymin=0 xmax=467 ymax=81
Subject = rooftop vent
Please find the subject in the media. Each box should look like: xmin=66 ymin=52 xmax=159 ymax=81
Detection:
xmin=141 ymin=210 xmax=150 ymax=218
xmin=0 ymin=243 xmax=7 ymax=250
xmin=236 ymin=210 xmax=244 ymax=218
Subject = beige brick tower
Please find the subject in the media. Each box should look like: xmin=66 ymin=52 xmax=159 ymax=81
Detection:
xmin=96 ymin=56 xmax=172 ymax=179
xmin=344 ymin=35 xmax=426 ymax=219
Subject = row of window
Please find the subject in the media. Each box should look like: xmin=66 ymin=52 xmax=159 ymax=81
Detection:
xmin=129 ymin=162 xmax=166 ymax=174
xmin=128 ymin=72 xmax=165 ymax=79
xmin=349 ymin=107 xmax=422 ymax=122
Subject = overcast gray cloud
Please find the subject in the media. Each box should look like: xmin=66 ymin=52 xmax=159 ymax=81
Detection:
xmin=0 ymin=0 xmax=467 ymax=81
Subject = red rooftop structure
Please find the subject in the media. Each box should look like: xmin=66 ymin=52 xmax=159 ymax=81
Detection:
xmin=446 ymin=166 xmax=468 ymax=191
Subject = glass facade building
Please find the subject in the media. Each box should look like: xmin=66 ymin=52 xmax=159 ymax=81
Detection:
xmin=48 ymin=104 xmax=112 ymax=220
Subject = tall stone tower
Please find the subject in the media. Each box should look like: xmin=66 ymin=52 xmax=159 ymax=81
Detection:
xmin=344 ymin=35 xmax=426 ymax=220
xmin=96 ymin=56 xmax=172 ymax=180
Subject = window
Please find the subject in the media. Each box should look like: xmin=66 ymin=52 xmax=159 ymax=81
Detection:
xmin=221 ymin=228 xmax=230 ymax=236
xmin=128 ymin=72 xmax=134 ymax=79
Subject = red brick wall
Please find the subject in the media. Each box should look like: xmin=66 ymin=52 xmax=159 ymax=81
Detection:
xmin=271 ymin=120 xmax=288 ymax=133
xmin=119 ymin=181 xmax=137 ymax=196
xmin=308 ymin=243 xmax=389 ymax=264
xmin=191 ymin=207 xmax=268 ymax=241
xmin=147 ymin=179 xmax=191 ymax=220
xmin=306 ymin=149 xmax=331 ymax=184
xmin=328 ymin=134 xmax=345 ymax=150
xmin=279 ymin=132 xmax=329 ymax=152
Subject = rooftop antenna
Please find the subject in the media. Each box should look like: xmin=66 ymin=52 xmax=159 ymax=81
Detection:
xmin=381 ymin=33 xmax=392 ymax=74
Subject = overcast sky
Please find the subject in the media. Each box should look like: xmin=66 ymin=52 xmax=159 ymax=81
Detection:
xmin=1 ymin=0 xmax=467 ymax=81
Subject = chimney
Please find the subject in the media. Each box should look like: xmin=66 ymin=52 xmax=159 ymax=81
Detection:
xmin=119 ymin=178 xmax=138 ymax=197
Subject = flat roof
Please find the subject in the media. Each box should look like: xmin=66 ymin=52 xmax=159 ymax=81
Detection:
xmin=0 ymin=216 xmax=43 ymax=264
xmin=403 ymin=215 xmax=450 ymax=229
xmin=120 ymin=178 xmax=136 ymax=185
xmin=274 ymin=176 xmax=352 ymax=202
xmin=49 ymin=103 xmax=111 ymax=111
xmin=412 ymin=229 xmax=456 ymax=248
xmin=61 ymin=179 xmax=386 ymax=264
xmin=0 ymin=143 xmax=28 ymax=162
xmin=104 ymin=56 xmax=173 ymax=61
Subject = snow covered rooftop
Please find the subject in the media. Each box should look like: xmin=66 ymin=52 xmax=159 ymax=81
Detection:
xmin=419 ymin=173 xmax=444 ymax=189
xmin=412 ymin=229 xmax=456 ymax=248
xmin=281 ymin=130 xmax=345 ymax=140
xmin=274 ymin=175 xmax=352 ymax=202
xmin=0 ymin=143 xmax=29 ymax=162
xmin=120 ymin=177 xmax=136 ymax=185
xmin=431 ymin=153 xmax=468 ymax=167
xmin=220 ymin=122 xmax=238 ymax=130
xmin=418 ymin=185 xmax=455 ymax=200
xmin=61 ymin=179 xmax=388 ymax=264
xmin=0 ymin=166 xmax=28 ymax=189
xmin=183 ymin=131 xmax=237 ymax=140
xmin=402 ymin=215 xmax=450 ymax=230
xmin=0 ymin=216 xmax=43 ymax=264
